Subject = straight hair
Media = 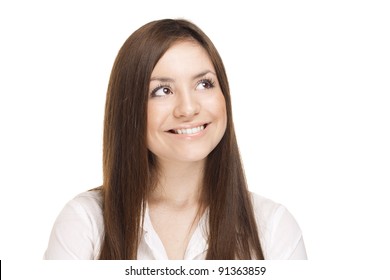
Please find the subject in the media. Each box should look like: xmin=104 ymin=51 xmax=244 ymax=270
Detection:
xmin=100 ymin=19 xmax=264 ymax=259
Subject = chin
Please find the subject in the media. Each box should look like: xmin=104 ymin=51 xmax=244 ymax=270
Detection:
xmin=159 ymin=147 xmax=210 ymax=163
xmin=173 ymin=153 xmax=209 ymax=163
xmin=150 ymin=143 xmax=219 ymax=165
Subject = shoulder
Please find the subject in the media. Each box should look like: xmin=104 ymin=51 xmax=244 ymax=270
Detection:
xmin=249 ymin=192 xmax=286 ymax=237
xmin=250 ymin=192 xmax=282 ymax=219
xmin=249 ymin=192 xmax=307 ymax=260
xmin=59 ymin=189 xmax=104 ymax=233
xmin=68 ymin=189 xmax=103 ymax=214
xmin=58 ymin=189 xmax=103 ymax=224
xmin=44 ymin=189 xmax=104 ymax=260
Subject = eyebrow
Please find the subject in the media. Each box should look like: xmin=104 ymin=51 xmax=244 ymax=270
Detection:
xmin=150 ymin=70 xmax=216 ymax=83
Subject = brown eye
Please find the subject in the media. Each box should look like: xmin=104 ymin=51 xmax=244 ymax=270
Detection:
xmin=196 ymin=79 xmax=215 ymax=90
xmin=151 ymin=86 xmax=173 ymax=97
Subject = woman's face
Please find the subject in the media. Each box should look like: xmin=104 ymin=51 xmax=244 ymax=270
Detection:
xmin=147 ymin=40 xmax=227 ymax=164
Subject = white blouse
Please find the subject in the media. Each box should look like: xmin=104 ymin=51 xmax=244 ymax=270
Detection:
xmin=43 ymin=190 xmax=307 ymax=260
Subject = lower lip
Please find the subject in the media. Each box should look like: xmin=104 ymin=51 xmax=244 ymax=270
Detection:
xmin=167 ymin=124 xmax=209 ymax=139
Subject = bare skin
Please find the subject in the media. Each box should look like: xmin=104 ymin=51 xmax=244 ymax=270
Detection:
xmin=146 ymin=41 xmax=227 ymax=259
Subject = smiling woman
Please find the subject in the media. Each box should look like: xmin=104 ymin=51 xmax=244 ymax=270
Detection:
xmin=43 ymin=18 xmax=307 ymax=260
xmin=147 ymin=41 xmax=227 ymax=165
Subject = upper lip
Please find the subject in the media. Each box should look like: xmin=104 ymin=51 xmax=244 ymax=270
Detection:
xmin=165 ymin=122 xmax=210 ymax=132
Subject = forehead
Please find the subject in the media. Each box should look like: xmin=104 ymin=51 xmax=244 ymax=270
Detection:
xmin=151 ymin=40 xmax=215 ymax=78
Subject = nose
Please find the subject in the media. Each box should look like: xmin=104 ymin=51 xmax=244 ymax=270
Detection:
xmin=173 ymin=89 xmax=200 ymax=119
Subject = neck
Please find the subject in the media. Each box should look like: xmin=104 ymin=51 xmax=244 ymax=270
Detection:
xmin=149 ymin=159 xmax=205 ymax=209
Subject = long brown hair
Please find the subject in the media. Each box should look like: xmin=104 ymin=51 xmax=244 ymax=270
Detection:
xmin=100 ymin=19 xmax=264 ymax=259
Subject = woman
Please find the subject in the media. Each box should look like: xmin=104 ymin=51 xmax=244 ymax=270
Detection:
xmin=44 ymin=19 xmax=307 ymax=260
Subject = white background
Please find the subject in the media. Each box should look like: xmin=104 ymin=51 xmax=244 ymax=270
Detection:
xmin=1 ymin=0 xmax=389 ymax=278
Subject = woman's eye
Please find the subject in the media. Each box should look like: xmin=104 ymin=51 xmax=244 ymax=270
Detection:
xmin=196 ymin=79 xmax=215 ymax=90
xmin=151 ymin=86 xmax=172 ymax=97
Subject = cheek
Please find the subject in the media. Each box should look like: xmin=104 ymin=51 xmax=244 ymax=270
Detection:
xmin=212 ymin=93 xmax=227 ymax=127
xmin=146 ymin=103 xmax=160 ymax=146
xmin=146 ymin=104 xmax=154 ymax=134
xmin=146 ymin=102 xmax=171 ymax=136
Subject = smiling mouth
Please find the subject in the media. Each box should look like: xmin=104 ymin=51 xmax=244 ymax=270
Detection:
xmin=167 ymin=123 xmax=209 ymax=135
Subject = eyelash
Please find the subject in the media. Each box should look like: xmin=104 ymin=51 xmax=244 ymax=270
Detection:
xmin=198 ymin=78 xmax=216 ymax=90
xmin=150 ymin=83 xmax=172 ymax=97
xmin=150 ymin=78 xmax=216 ymax=97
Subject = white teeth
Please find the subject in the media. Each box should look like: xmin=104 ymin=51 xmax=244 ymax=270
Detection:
xmin=174 ymin=125 xmax=205 ymax=135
